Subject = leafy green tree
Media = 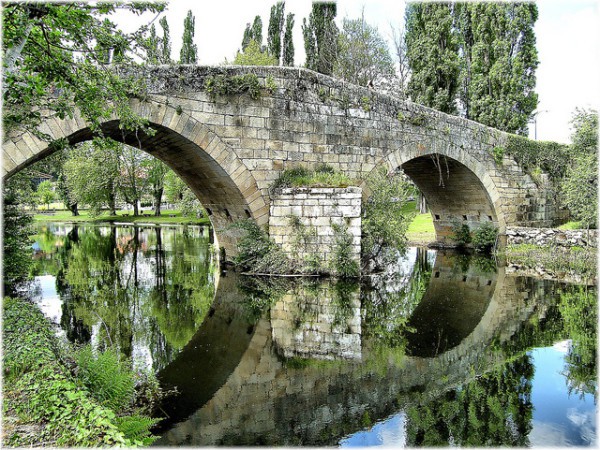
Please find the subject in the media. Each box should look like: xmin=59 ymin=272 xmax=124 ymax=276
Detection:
xmin=164 ymin=170 xmax=205 ymax=218
xmin=118 ymin=145 xmax=146 ymax=216
xmin=180 ymin=10 xmax=197 ymax=64
xmin=561 ymin=108 xmax=598 ymax=228
xmin=2 ymin=2 xmax=164 ymax=138
xmin=406 ymin=355 xmax=534 ymax=446
xmin=457 ymin=3 xmax=539 ymax=134
xmin=233 ymin=39 xmax=278 ymax=66
xmin=158 ymin=16 xmax=171 ymax=63
xmin=2 ymin=182 xmax=34 ymax=293
xmin=142 ymin=157 xmax=169 ymax=216
xmin=242 ymin=15 xmax=264 ymax=52
xmin=302 ymin=2 xmax=338 ymax=76
xmin=36 ymin=180 xmax=55 ymax=210
xmin=283 ymin=13 xmax=295 ymax=66
xmin=335 ymin=13 xmax=394 ymax=88
xmin=405 ymin=3 xmax=460 ymax=113
xmin=268 ymin=2 xmax=285 ymax=64
xmin=63 ymin=138 xmax=120 ymax=216
xmin=362 ymin=168 xmax=414 ymax=270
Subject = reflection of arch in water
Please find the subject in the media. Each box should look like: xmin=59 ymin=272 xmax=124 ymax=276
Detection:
xmin=154 ymin=272 xmax=257 ymax=433
xmin=156 ymin=254 xmax=556 ymax=446
xmin=404 ymin=250 xmax=497 ymax=357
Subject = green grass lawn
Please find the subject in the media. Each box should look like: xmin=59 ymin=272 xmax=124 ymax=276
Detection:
xmin=33 ymin=209 xmax=210 ymax=225
xmin=402 ymin=201 xmax=436 ymax=244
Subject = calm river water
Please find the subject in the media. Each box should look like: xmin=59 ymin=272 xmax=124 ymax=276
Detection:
xmin=30 ymin=222 xmax=597 ymax=447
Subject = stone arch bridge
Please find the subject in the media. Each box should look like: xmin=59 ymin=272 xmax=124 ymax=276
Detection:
xmin=3 ymin=65 xmax=560 ymax=256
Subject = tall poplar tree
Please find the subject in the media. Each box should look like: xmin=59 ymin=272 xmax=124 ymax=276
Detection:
xmin=283 ymin=13 xmax=295 ymax=66
xmin=405 ymin=3 xmax=460 ymax=113
xmin=268 ymin=2 xmax=285 ymax=64
xmin=457 ymin=3 xmax=539 ymax=134
xmin=405 ymin=2 xmax=539 ymax=134
xmin=159 ymin=16 xmax=171 ymax=63
xmin=180 ymin=10 xmax=197 ymax=64
xmin=302 ymin=2 xmax=338 ymax=76
xmin=241 ymin=16 xmax=263 ymax=51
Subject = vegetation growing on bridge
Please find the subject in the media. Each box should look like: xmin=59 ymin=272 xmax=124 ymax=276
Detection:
xmin=269 ymin=164 xmax=355 ymax=193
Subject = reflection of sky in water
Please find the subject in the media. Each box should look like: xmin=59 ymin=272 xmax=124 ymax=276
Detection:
xmin=31 ymin=275 xmax=66 ymax=340
xmin=340 ymin=412 xmax=407 ymax=447
xmin=529 ymin=343 xmax=597 ymax=447
xmin=339 ymin=342 xmax=596 ymax=447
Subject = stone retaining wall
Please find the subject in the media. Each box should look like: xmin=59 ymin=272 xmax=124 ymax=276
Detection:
xmin=506 ymin=226 xmax=597 ymax=247
xmin=269 ymin=187 xmax=362 ymax=274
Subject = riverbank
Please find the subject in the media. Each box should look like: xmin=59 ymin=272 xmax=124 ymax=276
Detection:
xmin=2 ymin=297 xmax=160 ymax=447
xmin=33 ymin=209 xmax=210 ymax=225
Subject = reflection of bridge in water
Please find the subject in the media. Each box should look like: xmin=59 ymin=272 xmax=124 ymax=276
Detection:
xmin=155 ymin=251 xmax=556 ymax=446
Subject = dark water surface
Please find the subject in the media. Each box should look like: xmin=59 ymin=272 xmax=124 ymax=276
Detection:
xmin=30 ymin=223 xmax=597 ymax=447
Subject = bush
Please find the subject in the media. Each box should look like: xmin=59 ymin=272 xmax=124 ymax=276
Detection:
xmin=270 ymin=165 xmax=354 ymax=193
xmin=331 ymin=222 xmax=360 ymax=278
xmin=472 ymin=222 xmax=498 ymax=253
xmin=75 ymin=346 xmax=136 ymax=410
xmin=451 ymin=221 xmax=472 ymax=247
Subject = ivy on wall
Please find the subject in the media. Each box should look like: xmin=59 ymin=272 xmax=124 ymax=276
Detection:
xmin=505 ymin=135 xmax=570 ymax=184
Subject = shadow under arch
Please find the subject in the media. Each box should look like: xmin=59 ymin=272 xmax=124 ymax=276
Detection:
xmin=2 ymin=102 xmax=268 ymax=257
xmin=376 ymin=143 xmax=505 ymax=245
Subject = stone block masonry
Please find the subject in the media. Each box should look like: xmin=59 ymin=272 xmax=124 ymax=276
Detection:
xmin=269 ymin=187 xmax=362 ymax=274
xmin=506 ymin=227 xmax=597 ymax=247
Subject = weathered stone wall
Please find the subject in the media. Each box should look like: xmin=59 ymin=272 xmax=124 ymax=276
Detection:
xmin=506 ymin=226 xmax=598 ymax=247
xmin=3 ymin=65 xmax=565 ymax=255
xmin=269 ymin=187 xmax=361 ymax=273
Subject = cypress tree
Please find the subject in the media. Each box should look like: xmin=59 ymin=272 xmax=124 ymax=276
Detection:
xmin=159 ymin=16 xmax=171 ymax=63
xmin=458 ymin=3 xmax=538 ymax=134
xmin=251 ymin=16 xmax=263 ymax=48
xmin=283 ymin=12 xmax=295 ymax=66
xmin=268 ymin=2 xmax=285 ymax=64
xmin=302 ymin=2 xmax=338 ymax=76
xmin=180 ymin=10 xmax=197 ymax=64
xmin=405 ymin=3 xmax=460 ymax=113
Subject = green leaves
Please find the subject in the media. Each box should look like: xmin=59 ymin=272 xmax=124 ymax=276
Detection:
xmin=2 ymin=2 xmax=159 ymax=138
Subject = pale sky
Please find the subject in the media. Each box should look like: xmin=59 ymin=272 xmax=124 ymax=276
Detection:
xmin=117 ymin=0 xmax=600 ymax=144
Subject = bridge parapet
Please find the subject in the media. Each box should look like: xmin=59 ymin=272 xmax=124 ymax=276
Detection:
xmin=3 ymin=65 xmax=563 ymax=253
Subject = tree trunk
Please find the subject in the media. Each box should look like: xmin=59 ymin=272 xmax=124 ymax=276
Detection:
xmin=133 ymin=201 xmax=139 ymax=216
xmin=418 ymin=191 xmax=428 ymax=214
xmin=153 ymin=187 xmax=163 ymax=216
xmin=69 ymin=201 xmax=79 ymax=216
xmin=108 ymin=192 xmax=117 ymax=216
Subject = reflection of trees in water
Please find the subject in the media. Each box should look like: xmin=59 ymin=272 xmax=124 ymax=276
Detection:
xmin=361 ymin=247 xmax=433 ymax=364
xmin=47 ymin=224 xmax=216 ymax=371
xmin=406 ymin=354 xmax=534 ymax=447
xmin=559 ymin=285 xmax=597 ymax=399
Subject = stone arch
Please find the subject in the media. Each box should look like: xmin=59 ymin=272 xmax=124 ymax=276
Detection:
xmin=381 ymin=143 xmax=506 ymax=244
xmin=2 ymin=99 xmax=268 ymax=256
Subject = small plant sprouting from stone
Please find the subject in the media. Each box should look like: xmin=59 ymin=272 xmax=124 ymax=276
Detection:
xmin=318 ymin=87 xmax=328 ymax=103
xmin=360 ymin=96 xmax=371 ymax=112
xmin=492 ymin=146 xmax=505 ymax=165
xmin=332 ymin=222 xmax=360 ymax=278
xmin=265 ymin=75 xmax=277 ymax=93
xmin=397 ymin=111 xmax=406 ymax=121
xmin=270 ymin=164 xmax=355 ymax=193
xmin=203 ymin=73 xmax=262 ymax=101
xmin=175 ymin=105 xmax=183 ymax=115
